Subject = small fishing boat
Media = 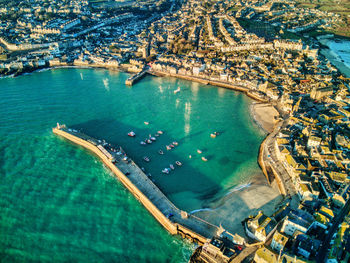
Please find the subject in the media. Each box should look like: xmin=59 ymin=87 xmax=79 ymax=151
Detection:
xmin=189 ymin=155 xmax=192 ymax=159
xmin=158 ymin=149 xmax=164 ymax=155
xmin=140 ymin=141 xmax=146 ymax=145
xmin=170 ymin=164 xmax=175 ymax=170
xmin=155 ymin=133 xmax=159 ymax=137
xmin=211 ymin=132 xmax=218 ymax=138
xmin=174 ymin=87 xmax=180 ymax=94
xmin=197 ymin=149 xmax=202 ymax=154
xmin=166 ymin=145 xmax=171 ymax=150
xmin=201 ymin=156 xmax=208 ymax=162
xmin=146 ymin=139 xmax=152 ymax=144
xmin=162 ymin=168 xmax=170 ymax=174
xmin=150 ymin=137 xmax=156 ymax=141
xmin=144 ymin=121 xmax=149 ymax=125
xmin=128 ymin=131 xmax=136 ymax=137
xmin=170 ymin=144 xmax=175 ymax=148
xmin=157 ymin=130 xmax=163 ymax=135
xmin=143 ymin=156 xmax=150 ymax=162
xmin=172 ymin=141 xmax=178 ymax=146
xmin=176 ymin=161 xmax=182 ymax=166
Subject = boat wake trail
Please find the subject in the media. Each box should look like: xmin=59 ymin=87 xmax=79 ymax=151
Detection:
xmin=189 ymin=208 xmax=213 ymax=215
xmin=103 ymin=78 xmax=109 ymax=91
xmin=224 ymin=182 xmax=252 ymax=197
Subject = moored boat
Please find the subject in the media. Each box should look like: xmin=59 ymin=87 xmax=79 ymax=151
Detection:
xmin=162 ymin=168 xmax=170 ymax=174
xmin=211 ymin=131 xmax=218 ymax=138
xmin=170 ymin=164 xmax=175 ymax=170
xmin=158 ymin=149 xmax=164 ymax=155
xmin=143 ymin=156 xmax=150 ymax=162
xmin=150 ymin=137 xmax=156 ymax=141
xmin=144 ymin=121 xmax=149 ymax=125
xmin=170 ymin=144 xmax=174 ymax=148
xmin=140 ymin=141 xmax=146 ymax=145
xmin=128 ymin=131 xmax=136 ymax=137
xmin=175 ymin=161 xmax=182 ymax=166
xmin=174 ymin=87 xmax=181 ymax=94
xmin=172 ymin=141 xmax=178 ymax=146
xmin=146 ymin=139 xmax=152 ymax=144
xmin=197 ymin=149 xmax=202 ymax=154
xmin=166 ymin=145 xmax=171 ymax=150
xmin=201 ymin=156 xmax=208 ymax=162
xmin=157 ymin=130 xmax=163 ymax=135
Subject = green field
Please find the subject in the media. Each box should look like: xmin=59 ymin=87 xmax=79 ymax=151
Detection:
xmin=296 ymin=0 xmax=350 ymax=37
xmin=296 ymin=0 xmax=350 ymax=15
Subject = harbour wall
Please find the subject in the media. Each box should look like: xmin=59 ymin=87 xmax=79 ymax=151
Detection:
xmin=53 ymin=128 xmax=177 ymax=235
xmin=258 ymin=137 xmax=270 ymax=185
xmin=125 ymin=70 xmax=148 ymax=85
xmin=257 ymin=124 xmax=287 ymax=196
xmin=53 ymin=127 xmax=212 ymax=245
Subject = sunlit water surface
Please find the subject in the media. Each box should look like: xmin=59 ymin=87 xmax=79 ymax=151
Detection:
xmin=0 ymin=68 xmax=264 ymax=262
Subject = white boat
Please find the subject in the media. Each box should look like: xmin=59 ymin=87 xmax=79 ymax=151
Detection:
xmin=150 ymin=137 xmax=156 ymax=141
xmin=176 ymin=161 xmax=182 ymax=166
xmin=174 ymin=87 xmax=181 ymax=94
xmin=170 ymin=164 xmax=175 ymax=170
xmin=197 ymin=149 xmax=202 ymax=154
xmin=162 ymin=168 xmax=170 ymax=174
xmin=201 ymin=156 xmax=208 ymax=162
xmin=146 ymin=139 xmax=152 ymax=144
xmin=128 ymin=131 xmax=136 ymax=137
xmin=166 ymin=145 xmax=171 ymax=150
xmin=143 ymin=156 xmax=150 ymax=162
xmin=157 ymin=130 xmax=163 ymax=135
xmin=172 ymin=141 xmax=178 ymax=146
xmin=144 ymin=121 xmax=149 ymax=125
xmin=159 ymin=150 xmax=164 ymax=155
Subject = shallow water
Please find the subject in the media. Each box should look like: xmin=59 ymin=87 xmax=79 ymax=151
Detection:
xmin=319 ymin=38 xmax=350 ymax=77
xmin=0 ymin=68 xmax=264 ymax=262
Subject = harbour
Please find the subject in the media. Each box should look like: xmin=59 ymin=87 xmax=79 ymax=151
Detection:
xmin=53 ymin=123 xmax=221 ymax=244
xmin=0 ymin=68 xmax=281 ymax=262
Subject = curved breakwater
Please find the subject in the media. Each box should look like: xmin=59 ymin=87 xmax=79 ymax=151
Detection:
xmin=53 ymin=126 xmax=220 ymax=244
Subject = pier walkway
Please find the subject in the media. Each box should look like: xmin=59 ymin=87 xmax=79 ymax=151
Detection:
xmin=53 ymin=125 xmax=219 ymax=244
xmin=125 ymin=69 xmax=148 ymax=86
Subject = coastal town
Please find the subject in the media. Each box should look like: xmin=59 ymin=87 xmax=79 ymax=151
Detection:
xmin=2 ymin=0 xmax=350 ymax=262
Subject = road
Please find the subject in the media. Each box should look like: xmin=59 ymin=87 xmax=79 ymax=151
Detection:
xmin=316 ymin=198 xmax=350 ymax=262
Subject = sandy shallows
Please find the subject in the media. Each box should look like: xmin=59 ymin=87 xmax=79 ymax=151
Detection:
xmin=251 ymin=103 xmax=279 ymax=133
xmin=191 ymin=173 xmax=283 ymax=237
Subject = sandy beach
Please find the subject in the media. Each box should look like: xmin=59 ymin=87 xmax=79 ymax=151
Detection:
xmin=250 ymin=102 xmax=279 ymax=133
xmin=192 ymin=172 xmax=282 ymax=237
xmin=190 ymin=101 xmax=284 ymax=237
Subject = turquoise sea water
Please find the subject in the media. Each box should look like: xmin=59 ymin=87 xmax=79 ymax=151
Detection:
xmin=0 ymin=68 xmax=264 ymax=262
xmin=320 ymin=38 xmax=350 ymax=78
